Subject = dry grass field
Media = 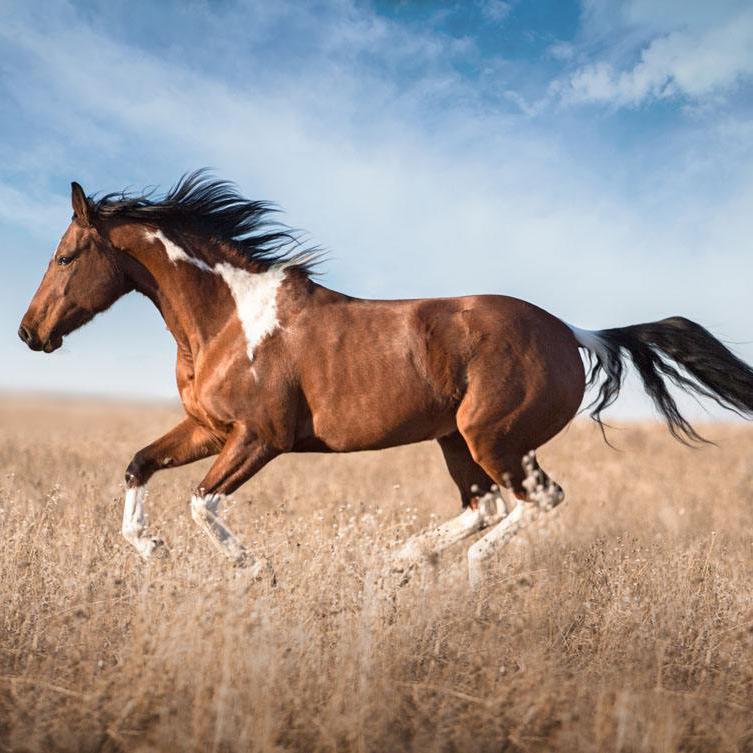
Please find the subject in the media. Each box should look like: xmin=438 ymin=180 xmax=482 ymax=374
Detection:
xmin=1 ymin=396 xmax=752 ymax=753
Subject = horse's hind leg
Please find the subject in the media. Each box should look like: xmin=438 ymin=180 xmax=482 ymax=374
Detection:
xmin=390 ymin=433 xmax=504 ymax=575
xmin=466 ymin=450 xmax=564 ymax=588
xmin=439 ymin=431 xmax=497 ymax=508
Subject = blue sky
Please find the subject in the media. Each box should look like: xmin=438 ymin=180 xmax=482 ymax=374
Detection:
xmin=1 ymin=0 xmax=752 ymax=420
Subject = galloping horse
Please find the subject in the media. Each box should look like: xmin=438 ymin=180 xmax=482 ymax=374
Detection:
xmin=19 ymin=173 xmax=753 ymax=584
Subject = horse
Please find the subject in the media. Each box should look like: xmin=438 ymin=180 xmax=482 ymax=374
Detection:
xmin=19 ymin=172 xmax=753 ymax=585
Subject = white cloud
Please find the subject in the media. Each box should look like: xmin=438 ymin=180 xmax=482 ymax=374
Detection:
xmin=557 ymin=2 xmax=753 ymax=107
xmin=547 ymin=41 xmax=576 ymax=62
xmin=479 ymin=0 xmax=513 ymax=24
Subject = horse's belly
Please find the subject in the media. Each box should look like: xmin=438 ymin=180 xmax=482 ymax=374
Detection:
xmin=305 ymin=391 xmax=456 ymax=452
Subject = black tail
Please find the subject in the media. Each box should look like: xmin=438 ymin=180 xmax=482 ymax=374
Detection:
xmin=576 ymin=317 xmax=753 ymax=443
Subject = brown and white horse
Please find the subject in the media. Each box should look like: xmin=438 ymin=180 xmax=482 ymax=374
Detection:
xmin=19 ymin=173 xmax=753 ymax=584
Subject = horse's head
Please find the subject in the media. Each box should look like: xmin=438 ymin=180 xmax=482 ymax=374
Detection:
xmin=19 ymin=182 xmax=132 ymax=353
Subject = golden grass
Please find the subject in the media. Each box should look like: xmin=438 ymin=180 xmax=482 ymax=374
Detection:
xmin=1 ymin=396 xmax=752 ymax=753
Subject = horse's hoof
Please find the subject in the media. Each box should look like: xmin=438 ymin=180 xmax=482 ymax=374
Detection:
xmin=135 ymin=536 xmax=168 ymax=561
xmin=150 ymin=538 xmax=170 ymax=559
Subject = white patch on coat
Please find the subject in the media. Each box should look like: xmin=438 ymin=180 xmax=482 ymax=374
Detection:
xmin=146 ymin=229 xmax=286 ymax=362
xmin=147 ymin=228 xmax=212 ymax=272
xmin=214 ymin=262 xmax=285 ymax=363
xmin=567 ymin=324 xmax=609 ymax=362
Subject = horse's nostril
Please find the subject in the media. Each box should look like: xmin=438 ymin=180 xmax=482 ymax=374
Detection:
xmin=18 ymin=324 xmax=42 ymax=350
xmin=18 ymin=325 xmax=31 ymax=344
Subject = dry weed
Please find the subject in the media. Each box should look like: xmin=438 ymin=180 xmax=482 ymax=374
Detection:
xmin=1 ymin=397 xmax=752 ymax=753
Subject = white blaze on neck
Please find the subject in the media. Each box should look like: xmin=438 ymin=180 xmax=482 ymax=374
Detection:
xmin=214 ymin=262 xmax=285 ymax=363
xmin=147 ymin=228 xmax=212 ymax=272
xmin=145 ymin=228 xmax=285 ymax=363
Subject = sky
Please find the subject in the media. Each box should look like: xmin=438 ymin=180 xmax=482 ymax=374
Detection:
xmin=1 ymin=0 xmax=752 ymax=422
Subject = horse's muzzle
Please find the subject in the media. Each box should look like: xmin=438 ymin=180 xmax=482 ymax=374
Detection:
xmin=18 ymin=323 xmax=59 ymax=352
xmin=18 ymin=324 xmax=42 ymax=351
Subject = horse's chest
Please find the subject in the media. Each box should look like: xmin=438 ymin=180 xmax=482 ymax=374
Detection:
xmin=176 ymin=367 xmax=214 ymax=431
xmin=182 ymin=344 xmax=288 ymax=436
xmin=180 ymin=361 xmax=234 ymax=430
xmin=175 ymin=347 xmax=232 ymax=432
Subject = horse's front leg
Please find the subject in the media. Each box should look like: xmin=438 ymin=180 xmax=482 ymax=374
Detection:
xmin=190 ymin=424 xmax=278 ymax=569
xmin=123 ymin=417 xmax=221 ymax=559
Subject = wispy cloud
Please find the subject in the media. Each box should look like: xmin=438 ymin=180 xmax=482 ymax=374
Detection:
xmin=554 ymin=1 xmax=753 ymax=107
xmin=478 ymin=0 xmax=514 ymax=24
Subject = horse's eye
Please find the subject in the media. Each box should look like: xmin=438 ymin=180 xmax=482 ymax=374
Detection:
xmin=57 ymin=256 xmax=74 ymax=266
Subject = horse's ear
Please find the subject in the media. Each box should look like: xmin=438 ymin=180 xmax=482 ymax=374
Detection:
xmin=71 ymin=181 xmax=92 ymax=226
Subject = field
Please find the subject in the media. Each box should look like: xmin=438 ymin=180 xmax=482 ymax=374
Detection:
xmin=1 ymin=397 xmax=752 ymax=753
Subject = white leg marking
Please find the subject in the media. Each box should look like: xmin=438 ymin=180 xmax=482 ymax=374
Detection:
xmin=466 ymin=452 xmax=565 ymax=589
xmin=190 ymin=493 xmax=247 ymax=564
xmin=389 ymin=452 xmax=565 ymax=588
xmin=467 ymin=502 xmax=540 ymax=589
xmin=392 ymin=494 xmax=503 ymax=573
xmin=121 ymin=486 xmax=163 ymax=560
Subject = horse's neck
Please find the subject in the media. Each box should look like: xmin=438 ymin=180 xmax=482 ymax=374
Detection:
xmin=110 ymin=222 xmax=320 ymax=361
xmin=110 ymin=223 xmax=240 ymax=355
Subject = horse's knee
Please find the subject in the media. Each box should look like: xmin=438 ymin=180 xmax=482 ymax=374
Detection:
xmin=125 ymin=450 xmax=155 ymax=487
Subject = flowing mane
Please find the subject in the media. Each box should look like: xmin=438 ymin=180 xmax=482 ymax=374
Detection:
xmin=90 ymin=169 xmax=321 ymax=273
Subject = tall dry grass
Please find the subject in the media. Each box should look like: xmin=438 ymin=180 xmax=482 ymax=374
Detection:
xmin=1 ymin=396 xmax=752 ymax=753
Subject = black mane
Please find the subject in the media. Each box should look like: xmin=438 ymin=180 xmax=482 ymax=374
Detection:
xmin=91 ymin=170 xmax=320 ymax=273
